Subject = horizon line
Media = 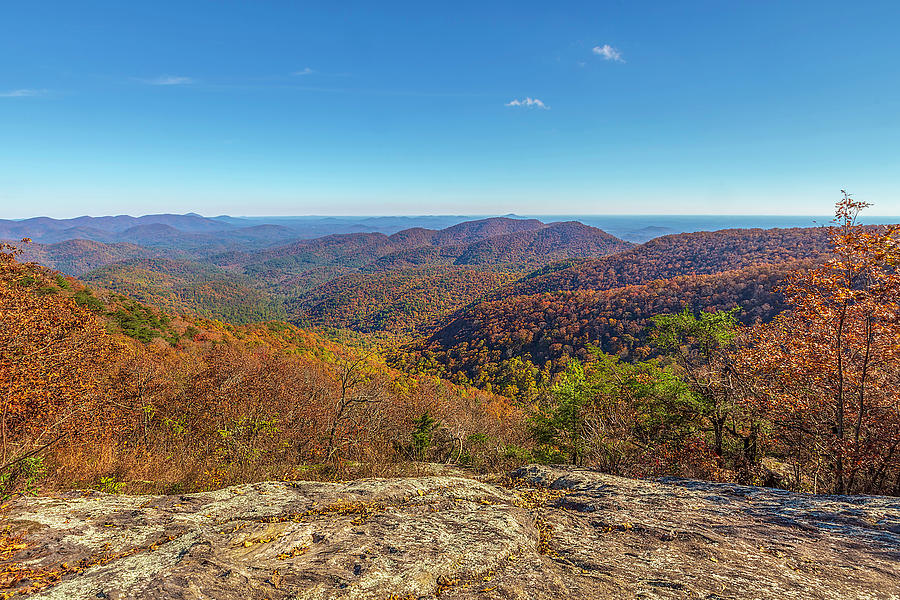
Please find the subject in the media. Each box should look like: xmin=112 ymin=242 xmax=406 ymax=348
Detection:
xmin=6 ymin=213 xmax=900 ymax=221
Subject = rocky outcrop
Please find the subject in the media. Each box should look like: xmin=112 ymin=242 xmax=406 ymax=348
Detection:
xmin=3 ymin=465 xmax=899 ymax=599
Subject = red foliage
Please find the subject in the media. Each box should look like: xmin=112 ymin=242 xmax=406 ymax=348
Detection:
xmin=737 ymin=195 xmax=900 ymax=494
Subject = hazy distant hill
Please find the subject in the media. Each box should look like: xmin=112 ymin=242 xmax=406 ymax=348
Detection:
xmin=0 ymin=213 xmax=239 ymax=240
xmin=364 ymin=221 xmax=631 ymax=272
xmin=0 ymin=213 xmax=496 ymax=246
xmin=619 ymin=225 xmax=677 ymax=243
xmin=112 ymin=223 xmax=302 ymax=254
xmin=427 ymin=217 xmax=546 ymax=244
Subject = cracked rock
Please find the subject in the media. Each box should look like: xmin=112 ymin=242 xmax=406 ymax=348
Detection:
xmin=3 ymin=466 xmax=898 ymax=599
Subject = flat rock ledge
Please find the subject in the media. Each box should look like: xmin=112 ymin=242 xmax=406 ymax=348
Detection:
xmin=4 ymin=465 xmax=899 ymax=599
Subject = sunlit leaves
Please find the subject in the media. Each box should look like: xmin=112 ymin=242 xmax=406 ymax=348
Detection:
xmin=738 ymin=193 xmax=900 ymax=494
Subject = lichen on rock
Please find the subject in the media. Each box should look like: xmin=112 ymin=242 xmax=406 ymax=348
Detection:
xmin=3 ymin=466 xmax=898 ymax=599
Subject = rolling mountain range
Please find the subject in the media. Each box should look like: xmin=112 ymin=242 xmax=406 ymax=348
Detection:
xmin=225 ymin=218 xmax=631 ymax=277
xmin=0 ymin=213 xmax=515 ymax=247
xmin=4 ymin=211 xmax=880 ymax=392
xmin=7 ymin=216 xmax=635 ymax=322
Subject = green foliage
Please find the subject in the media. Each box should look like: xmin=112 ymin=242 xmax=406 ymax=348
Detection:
xmin=98 ymin=476 xmax=125 ymax=494
xmin=55 ymin=274 xmax=71 ymax=289
xmin=0 ymin=456 xmax=46 ymax=500
xmin=110 ymin=301 xmax=177 ymax=343
xmin=651 ymin=306 xmax=739 ymax=357
xmin=589 ymin=351 xmax=702 ymax=446
xmin=651 ymin=307 xmax=747 ymax=462
xmin=73 ymin=288 xmax=105 ymax=312
xmin=501 ymin=443 xmax=536 ymax=463
xmin=531 ymin=444 xmax=568 ymax=464
xmin=34 ymin=284 xmax=59 ymax=296
xmin=410 ymin=411 xmax=439 ymax=459
xmin=530 ymin=360 xmax=590 ymax=464
xmin=530 ymin=352 xmax=703 ymax=471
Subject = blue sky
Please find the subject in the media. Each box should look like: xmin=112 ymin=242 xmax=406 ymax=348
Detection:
xmin=1 ymin=1 xmax=898 ymax=218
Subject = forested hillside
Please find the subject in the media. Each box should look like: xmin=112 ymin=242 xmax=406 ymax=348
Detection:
xmin=16 ymin=239 xmax=158 ymax=276
xmin=0 ymin=242 xmax=526 ymax=503
xmin=293 ymin=266 xmax=522 ymax=335
xmin=4 ymin=200 xmax=899 ymax=504
xmin=82 ymin=258 xmax=287 ymax=323
xmin=384 ymin=227 xmax=837 ymax=391
xmin=402 ymin=260 xmax=814 ymax=384
xmin=505 ymin=226 xmax=833 ymax=297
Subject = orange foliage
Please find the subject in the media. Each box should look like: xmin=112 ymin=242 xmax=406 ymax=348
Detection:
xmin=737 ymin=194 xmax=900 ymax=494
xmin=404 ymin=260 xmax=812 ymax=383
xmin=0 ymin=244 xmax=527 ymax=494
xmin=0 ymin=241 xmax=117 ymax=479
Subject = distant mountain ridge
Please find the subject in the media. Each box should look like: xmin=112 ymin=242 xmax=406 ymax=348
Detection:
xmin=241 ymin=218 xmax=631 ymax=275
xmin=0 ymin=213 xmax=519 ymax=244
xmin=0 ymin=213 xmax=239 ymax=239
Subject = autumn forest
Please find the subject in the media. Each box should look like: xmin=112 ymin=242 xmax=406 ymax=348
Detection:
xmin=2 ymin=195 xmax=899 ymax=506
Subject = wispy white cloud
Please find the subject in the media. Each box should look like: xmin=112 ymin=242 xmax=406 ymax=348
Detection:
xmin=293 ymin=67 xmax=315 ymax=76
xmin=139 ymin=75 xmax=194 ymax=86
xmin=592 ymin=44 xmax=624 ymax=62
xmin=505 ymin=97 xmax=550 ymax=110
xmin=0 ymin=88 xmax=46 ymax=98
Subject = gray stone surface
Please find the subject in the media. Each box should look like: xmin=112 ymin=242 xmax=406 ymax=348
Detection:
xmin=4 ymin=466 xmax=899 ymax=599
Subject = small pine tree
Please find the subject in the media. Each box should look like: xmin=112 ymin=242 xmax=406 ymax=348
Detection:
xmin=411 ymin=412 xmax=439 ymax=460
